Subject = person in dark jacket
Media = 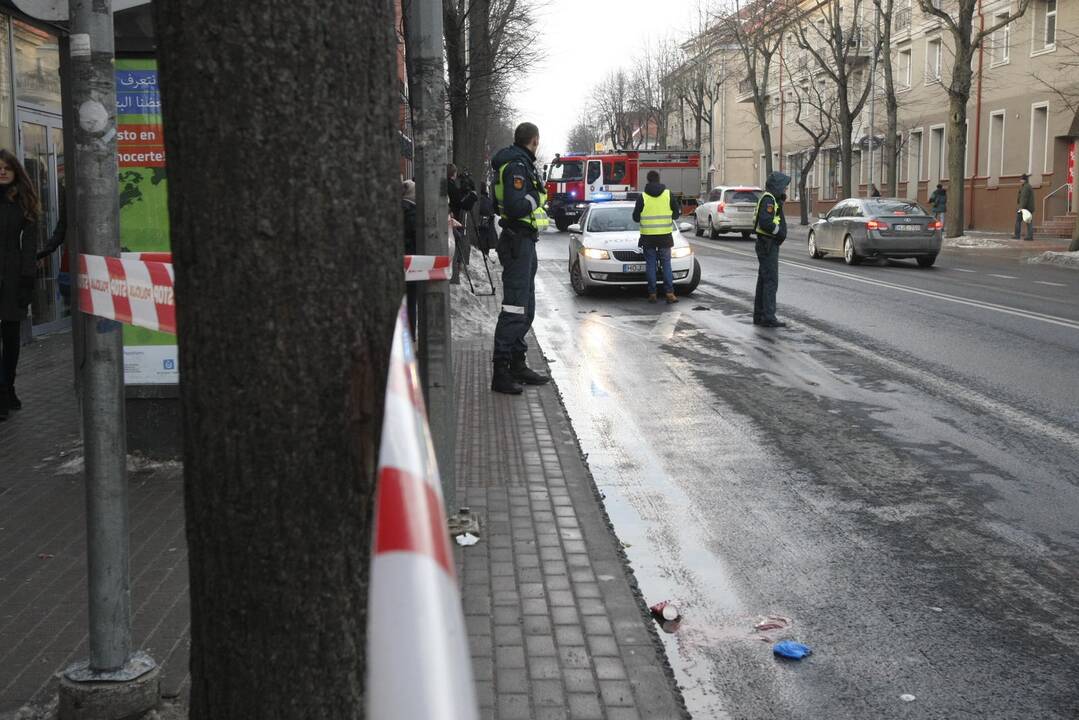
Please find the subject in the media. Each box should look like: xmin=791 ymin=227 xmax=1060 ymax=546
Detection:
xmin=476 ymin=183 xmax=498 ymax=256
xmin=929 ymin=183 xmax=947 ymax=232
xmin=753 ymin=171 xmax=790 ymax=328
xmin=1015 ymin=173 xmax=1035 ymax=241
xmin=632 ymin=170 xmax=681 ymax=304
xmin=0 ymin=149 xmax=41 ymax=420
xmin=870 ymin=184 xmax=881 ymax=198
xmin=489 ymin=122 xmax=550 ymax=395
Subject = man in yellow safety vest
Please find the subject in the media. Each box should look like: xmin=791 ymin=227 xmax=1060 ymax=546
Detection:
xmin=632 ymin=170 xmax=682 ymax=304
xmin=489 ymin=122 xmax=550 ymax=394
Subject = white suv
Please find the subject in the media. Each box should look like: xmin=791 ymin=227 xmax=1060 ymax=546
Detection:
xmin=693 ymin=186 xmax=763 ymax=240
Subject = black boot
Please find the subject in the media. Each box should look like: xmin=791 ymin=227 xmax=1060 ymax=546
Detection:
xmin=8 ymin=386 xmax=20 ymax=411
xmin=511 ymin=353 xmax=550 ymax=385
xmin=491 ymin=360 xmax=523 ymax=395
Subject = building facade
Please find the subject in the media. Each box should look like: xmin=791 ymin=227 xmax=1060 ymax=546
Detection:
xmin=681 ymin=0 xmax=1078 ymax=233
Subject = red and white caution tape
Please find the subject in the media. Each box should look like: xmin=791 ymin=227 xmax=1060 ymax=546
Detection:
xmin=405 ymin=254 xmax=451 ymax=282
xmin=366 ymin=302 xmax=477 ymax=720
xmin=77 ymin=253 xmax=176 ymax=334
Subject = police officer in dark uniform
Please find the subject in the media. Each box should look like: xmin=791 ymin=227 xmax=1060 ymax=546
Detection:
xmin=753 ymin=171 xmax=791 ymax=328
xmin=489 ymin=122 xmax=551 ymax=394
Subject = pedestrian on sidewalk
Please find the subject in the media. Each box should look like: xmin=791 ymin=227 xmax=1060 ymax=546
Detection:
xmin=929 ymin=183 xmax=947 ymax=233
xmin=0 ymin=149 xmax=41 ymax=420
xmin=1015 ymin=174 xmax=1035 ymax=241
xmin=870 ymin=184 xmax=881 ymax=198
xmin=490 ymin=122 xmax=551 ymax=395
xmin=753 ymin=171 xmax=790 ymax=329
xmin=632 ymin=170 xmax=681 ymax=304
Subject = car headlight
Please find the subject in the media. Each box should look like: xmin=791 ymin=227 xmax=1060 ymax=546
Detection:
xmin=581 ymin=248 xmax=609 ymax=260
xmin=670 ymin=246 xmax=693 ymax=258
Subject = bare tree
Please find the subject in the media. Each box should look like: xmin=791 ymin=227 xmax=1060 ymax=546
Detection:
xmin=874 ymin=0 xmax=900 ymax=196
xmin=784 ymin=60 xmax=836 ymax=224
xmin=566 ymin=120 xmax=600 ymax=153
xmin=919 ymin=0 xmax=1031 ymax=237
xmin=591 ymin=70 xmax=637 ymax=150
xmin=794 ymin=0 xmax=881 ymax=199
xmin=713 ymin=0 xmax=797 ymax=178
xmin=154 ymin=0 xmax=400 ymax=716
xmin=629 ymin=37 xmax=683 ymax=148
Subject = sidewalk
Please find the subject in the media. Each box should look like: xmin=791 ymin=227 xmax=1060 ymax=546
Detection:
xmin=0 ymin=332 xmax=190 ymax=719
xmin=1 ymin=291 xmax=687 ymax=719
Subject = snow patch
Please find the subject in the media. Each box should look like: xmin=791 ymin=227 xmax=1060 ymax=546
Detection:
xmin=943 ymin=235 xmax=1010 ymax=248
xmin=1026 ymin=250 xmax=1079 ymax=269
xmin=53 ymin=453 xmax=183 ymax=476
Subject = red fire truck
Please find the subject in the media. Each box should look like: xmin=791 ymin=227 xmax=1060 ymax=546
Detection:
xmin=543 ymin=149 xmax=701 ymax=232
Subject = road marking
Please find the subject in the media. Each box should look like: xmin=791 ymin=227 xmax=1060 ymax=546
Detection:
xmin=1035 ymin=281 xmax=1067 ymax=287
xmin=954 ymin=268 xmax=977 ymax=273
xmin=989 ymin=274 xmax=1018 ymax=279
xmin=693 ymin=239 xmax=1079 ymax=331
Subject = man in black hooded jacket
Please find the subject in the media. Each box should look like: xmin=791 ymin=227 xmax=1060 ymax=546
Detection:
xmin=489 ymin=122 xmax=551 ymax=394
xmin=753 ymin=171 xmax=790 ymax=328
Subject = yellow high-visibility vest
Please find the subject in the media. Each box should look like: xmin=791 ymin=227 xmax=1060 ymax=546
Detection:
xmin=639 ymin=189 xmax=673 ymax=235
xmin=494 ymin=162 xmax=549 ymax=231
xmin=754 ymin=191 xmax=781 ymax=237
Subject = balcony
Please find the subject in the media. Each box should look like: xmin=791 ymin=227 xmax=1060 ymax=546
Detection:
xmin=737 ymin=77 xmax=755 ymax=102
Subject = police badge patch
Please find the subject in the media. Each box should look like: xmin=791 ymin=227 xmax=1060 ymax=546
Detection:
xmin=512 ymin=175 xmax=525 ymax=190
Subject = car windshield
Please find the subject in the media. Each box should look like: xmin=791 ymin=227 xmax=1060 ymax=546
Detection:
xmin=586 ymin=206 xmax=641 ymax=232
xmin=866 ymin=200 xmax=928 ymax=216
xmin=548 ymin=160 xmax=583 ymax=182
xmin=724 ymin=189 xmax=761 ymax=204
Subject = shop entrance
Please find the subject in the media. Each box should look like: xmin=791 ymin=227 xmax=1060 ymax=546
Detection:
xmin=18 ymin=109 xmax=65 ymax=331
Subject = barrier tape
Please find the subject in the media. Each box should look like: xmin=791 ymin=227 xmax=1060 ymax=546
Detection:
xmin=76 ymin=253 xmax=450 ymax=335
xmin=366 ymin=302 xmax=478 ymax=720
xmin=77 ymin=253 xmax=176 ymax=334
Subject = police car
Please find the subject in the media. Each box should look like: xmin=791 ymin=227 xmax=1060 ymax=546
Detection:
xmin=567 ymin=200 xmax=701 ymax=296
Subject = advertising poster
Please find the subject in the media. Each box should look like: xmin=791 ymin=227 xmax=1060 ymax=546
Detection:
xmin=116 ymin=58 xmax=177 ymax=384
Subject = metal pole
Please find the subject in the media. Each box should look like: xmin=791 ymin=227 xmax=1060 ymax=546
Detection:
xmin=867 ymin=3 xmax=880 ymax=197
xmin=410 ymin=0 xmax=456 ymax=509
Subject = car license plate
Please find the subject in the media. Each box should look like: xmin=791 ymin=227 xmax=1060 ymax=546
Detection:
xmin=895 ymin=224 xmax=920 ymax=231
xmin=623 ymin=263 xmax=645 ymax=273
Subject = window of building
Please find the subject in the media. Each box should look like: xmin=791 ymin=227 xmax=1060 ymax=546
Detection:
xmin=1029 ymin=103 xmax=1049 ymax=175
xmin=1034 ymin=0 xmax=1057 ymax=51
xmin=824 ymin=149 xmax=839 ymax=200
xmin=13 ymin=20 xmax=61 ymax=114
xmin=926 ymin=37 xmax=942 ymax=83
xmin=0 ymin=16 xmax=13 ymax=151
xmin=909 ymin=129 xmax=924 ymax=188
xmin=789 ymin=153 xmax=803 ymax=200
xmin=990 ymin=12 xmax=1010 ymax=65
xmin=929 ymin=125 xmax=945 ymax=181
xmin=988 ymin=110 xmax=1005 ymax=177
xmin=898 ymin=46 xmax=913 ymax=88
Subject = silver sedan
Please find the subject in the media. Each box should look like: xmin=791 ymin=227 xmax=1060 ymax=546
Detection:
xmin=808 ymin=198 xmax=943 ymax=267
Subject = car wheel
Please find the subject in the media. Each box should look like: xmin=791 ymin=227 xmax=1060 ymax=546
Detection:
xmin=694 ymin=220 xmax=704 ymax=237
xmin=916 ymin=254 xmax=937 ymax=268
xmin=843 ymin=235 xmax=861 ymax=266
xmin=708 ymin=218 xmax=719 ymax=239
xmin=678 ymin=259 xmax=702 ymax=295
xmin=808 ymin=231 xmax=824 ymax=259
xmin=741 ymin=230 xmax=751 ymax=241
xmin=570 ymin=259 xmax=591 ymax=295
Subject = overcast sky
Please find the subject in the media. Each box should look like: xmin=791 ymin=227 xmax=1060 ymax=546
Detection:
xmin=511 ymin=0 xmax=707 ymax=163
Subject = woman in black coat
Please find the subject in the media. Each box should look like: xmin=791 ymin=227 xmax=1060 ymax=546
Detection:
xmin=0 ymin=149 xmax=41 ymax=420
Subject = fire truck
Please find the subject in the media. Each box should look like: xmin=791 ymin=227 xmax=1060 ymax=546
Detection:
xmin=543 ymin=149 xmax=701 ymax=232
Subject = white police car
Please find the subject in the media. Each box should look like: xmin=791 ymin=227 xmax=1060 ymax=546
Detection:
xmin=567 ymin=200 xmax=700 ymax=296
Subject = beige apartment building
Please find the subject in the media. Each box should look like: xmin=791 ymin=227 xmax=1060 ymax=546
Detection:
xmin=679 ymin=0 xmax=1078 ymax=233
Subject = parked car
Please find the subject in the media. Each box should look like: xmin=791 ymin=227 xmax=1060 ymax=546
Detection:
xmin=807 ymin=197 xmax=943 ymax=267
xmin=567 ymin=201 xmax=701 ymax=296
xmin=693 ymin=185 xmax=762 ymax=239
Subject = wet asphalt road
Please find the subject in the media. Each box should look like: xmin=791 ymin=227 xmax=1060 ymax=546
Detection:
xmin=527 ymin=227 xmax=1079 ymax=719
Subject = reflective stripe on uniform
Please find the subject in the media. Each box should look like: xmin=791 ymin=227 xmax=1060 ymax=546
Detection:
xmin=639 ymin=190 xmax=674 ymax=235
xmin=502 ymin=304 xmax=527 ymax=314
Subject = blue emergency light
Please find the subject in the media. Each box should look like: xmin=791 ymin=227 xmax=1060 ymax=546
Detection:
xmin=591 ymin=191 xmax=613 ymax=201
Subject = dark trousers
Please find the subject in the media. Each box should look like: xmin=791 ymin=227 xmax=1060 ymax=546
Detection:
xmin=754 ymin=236 xmax=780 ymax=322
xmin=493 ymin=227 xmax=538 ymax=361
xmin=1014 ymin=210 xmax=1034 ymax=240
xmin=643 ymin=246 xmax=673 ymax=294
xmin=0 ymin=319 xmax=21 ymax=387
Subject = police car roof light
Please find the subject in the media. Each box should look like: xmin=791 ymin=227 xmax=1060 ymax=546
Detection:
xmin=591 ymin=191 xmax=614 ymax=202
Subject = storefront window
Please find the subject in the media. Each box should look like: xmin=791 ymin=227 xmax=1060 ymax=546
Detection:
xmin=14 ymin=20 xmax=61 ymax=113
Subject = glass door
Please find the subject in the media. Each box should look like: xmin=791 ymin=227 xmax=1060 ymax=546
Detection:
xmin=18 ymin=110 xmax=65 ymax=327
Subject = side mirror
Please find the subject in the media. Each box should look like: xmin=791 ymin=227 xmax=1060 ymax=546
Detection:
xmin=567 ymin=223 xmax=581 ymax=234
xmin=678 ymin=222 xmax=693 ymax=232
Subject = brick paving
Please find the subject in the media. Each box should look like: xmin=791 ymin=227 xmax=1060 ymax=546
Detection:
xmin=0 ymin=331 xmax=190 ymax=717
xmin=2 ymin=302 xmax=686 ymax=718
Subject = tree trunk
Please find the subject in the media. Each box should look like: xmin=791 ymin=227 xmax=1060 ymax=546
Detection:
xmin=839 ymin=101 xmax=854 ymax=199
xmin=444 ymin=2 xmax=468 ymax=167
xmin=884 ymin=98 xmax=898 ymax=196
xmin=154 ymin=1 xmax=400 ymax=717
xmin=467 ymin=0 xmax=492 ymax=177
xmin=944 ymin=92 xmax=969 ymax=237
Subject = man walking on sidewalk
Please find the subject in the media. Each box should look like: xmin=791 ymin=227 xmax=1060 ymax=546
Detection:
xmin=633 ymin=170 xmax=681 ymax=304
xmin=490 ymin=122 xmax=551 ymax=395
xmin=1015 ymin=174 xmax=1035 ymax=241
